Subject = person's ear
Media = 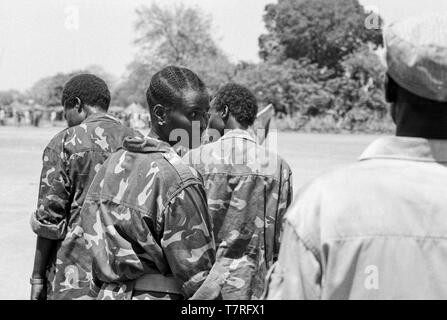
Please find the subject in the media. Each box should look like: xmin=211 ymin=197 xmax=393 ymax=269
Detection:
xmin=221 ymin=105 xmax=230 ymax=120
xmin=153 ymin=104 xmax=168 ymax=125
xmin=74 ymin=97 xmax=83 ymax=113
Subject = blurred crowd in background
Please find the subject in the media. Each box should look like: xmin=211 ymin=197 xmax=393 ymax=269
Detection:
xmin=0 ymin=0 xmax=390 ymax=134
xmin=0 ymin=102 xmax=151 ymax=129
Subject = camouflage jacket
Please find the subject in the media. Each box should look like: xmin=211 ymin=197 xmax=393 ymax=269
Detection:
xmin=30 ymin=113 xmax=141 ymax=300
xmin=184 ymin=129 xmax=293 ymax=300
xmin=80 ymin=136 xmax=216 ymax=300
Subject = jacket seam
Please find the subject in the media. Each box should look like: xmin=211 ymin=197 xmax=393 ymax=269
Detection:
xmin=201 ymin=171 xmax=282 ymax=182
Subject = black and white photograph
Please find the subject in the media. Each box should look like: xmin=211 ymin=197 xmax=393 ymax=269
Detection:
xmin=1 ymin=0 xmax=447 ymax=305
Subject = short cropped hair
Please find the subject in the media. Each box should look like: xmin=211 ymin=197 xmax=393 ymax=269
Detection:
xmin=62 ymin=74 xmax=111 ymax=110
xmin=146 ymin=66 xmax=208 ymax=111
xmin=213 ymin=83 xmax=258 ymax=127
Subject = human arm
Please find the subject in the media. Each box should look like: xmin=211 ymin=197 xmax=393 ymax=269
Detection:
xmin=30 ymin=236 xmax=57 ymax=300
xmin=264 ymin=219 xmax=322 ymax=300
xmin=273 ymin=167 xmax=293 ymax=260
xmin=161 ymin=183 xmax=218 ymax=299
xmin=30 ymin=145 xmax=71 ymax=299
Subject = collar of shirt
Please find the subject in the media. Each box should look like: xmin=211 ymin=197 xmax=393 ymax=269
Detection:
xmin=82 ymin=112 xmax=121 ymax=125
xmin=220 ymin=129 xmax=257 ymax=144
xmin=359 ymin=136 xmax=447 ymax=163
xmin=123 ymin=136 xmax=173 ymax=154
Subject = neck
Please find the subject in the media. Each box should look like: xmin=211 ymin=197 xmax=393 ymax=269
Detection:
xmin=394 ymin=101 xmax=447 ymax=139
xmin=225 ymin=117 xmax=248 ymax=131
xmin=85 ymin=106 xmax=106 ymax=118
xmin=396 ymin=126 xmax=447 ymax=140
xmin=149 ymin=125 xmax=173 ymax=145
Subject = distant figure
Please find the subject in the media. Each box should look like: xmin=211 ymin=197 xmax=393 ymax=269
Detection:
xmin=264 ymin=14 xmax=447 ymax=300
xmin=33 ymin=110 xmax=42 ymax=127
xmin=124 ymin=113 xmax=131 ymax=127
xmin=16 ymin=111 xmax=22 ymax=127
xmin=50 ymin=110 xmax=57 ymax=126
xmin=25 ymin=110 xmax=31 ymax=125
xmin=0 ymin=108 xmax=5 ymax=126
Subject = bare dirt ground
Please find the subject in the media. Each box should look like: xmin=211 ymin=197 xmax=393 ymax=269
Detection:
xmin=0 ymin=125 xmax=378 ymax=299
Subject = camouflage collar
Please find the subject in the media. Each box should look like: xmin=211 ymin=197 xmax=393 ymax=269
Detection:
xmin=220 ymin=129 xmax=257 ymax=143
xmin=82 ymin=112 xmax=121 ymax=125
xmin=122 ymin=136 xmax=173 ymax=154
xmin=359 ymin=136 xmax=447 ymax=163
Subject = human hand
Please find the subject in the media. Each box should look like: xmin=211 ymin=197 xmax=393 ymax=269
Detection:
xmin=30 ymin=280 xmax=47 ymax=300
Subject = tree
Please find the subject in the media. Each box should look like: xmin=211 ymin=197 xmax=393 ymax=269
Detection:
xmin=0 ymin=90 xmax=25 ymax=106
xmin=259 ymin=0 xmax=383 ymax=72
xmin=113 ymin=3 xmax=235 ymax=106
xmin=29 ymin=65 xmax=114 ymax=107
xmin=134 ymin=3 xmax=220 ymax=65
xmin=29 ymin=73 xmax=70 ymax=107
xmin=326 ymin=45 xmax=388 ymax=121
xmin=112 ymin=60 xmax=158 ymax=106
xmin=234 ymin=59 xmax=331 ymax=117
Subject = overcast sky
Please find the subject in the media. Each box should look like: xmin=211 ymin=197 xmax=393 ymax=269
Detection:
xmin=1 ymin=0 xmax=447 ymax=91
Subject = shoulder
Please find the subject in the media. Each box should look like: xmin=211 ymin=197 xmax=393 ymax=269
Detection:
xmin=45 ymin=127 xmax=71 ymax=152
xmin=106 ymin=148 xmax=201 ymax=189
xmin=60 ymin=123 xmax=91 ymax=150
xmin=162 ymin=149 xmax=202 ymax=187
xmin=251 ymin=143 xmax=293 ymax=179
xmin=266 ymin=147 xmax=292 ymax=176
xmin=288 ymin=161 xmax=368 ymax=207
xmin=101 ymin=117 xmax=142 ymax=138
xmin=185 ymin=141 xmax=216 ymax=160
xmin=94 ymin=118 xmax=144 ymax=143
xmin=182 ymin=143 xmax=219 ymax=177
xmin=284 ymin=161 xmax=374 ymax=237
xmin=94 ymin=148 xmax=203 ymax=211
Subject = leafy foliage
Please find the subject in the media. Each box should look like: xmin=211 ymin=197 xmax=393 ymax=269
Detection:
xmin=259 ymin=0 xmax=383 ymax=72
xmin=236 ymin=45 xmax=390 ymax=132
xmin=112 ymin=3 xmax=235 ymax=106
xmin=134 ymin=3 xmax=219 ymax=65
xmin=234 ymin=59 xmax=330 ymax=117
xmin=18 ymin=1 xmax=391 ymax=133
xmin=29 ymin=65 xmax=115 ymax=107
xmin=0 ymin=90 xmax=26 ymax=106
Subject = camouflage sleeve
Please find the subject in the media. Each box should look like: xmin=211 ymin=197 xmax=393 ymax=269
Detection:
xmin=161 ymin=183 xmax=216 ymax=298
xmin=263 ymin=219 xmax=322 ymax=300
xmin=274 ymin=165 xmax=293 ymax=260
xmin=30 ymin=146 xmax=71 ymax=240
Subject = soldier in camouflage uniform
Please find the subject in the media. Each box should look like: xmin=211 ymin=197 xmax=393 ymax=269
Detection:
xmin=80 ymin=66 xmax=219 ymax=300
xmin=184 ymin=83 xmax=293 ymax=300
xmin=30 ymin=74 xmax=141 ymax=300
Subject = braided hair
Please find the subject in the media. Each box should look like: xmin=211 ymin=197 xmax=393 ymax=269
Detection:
xmin=146 ymin=66 xmax=208 ymax=111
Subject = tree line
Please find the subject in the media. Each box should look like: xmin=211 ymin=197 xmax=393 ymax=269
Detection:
xmin=1 ymin=0 xmax=391 ymax=133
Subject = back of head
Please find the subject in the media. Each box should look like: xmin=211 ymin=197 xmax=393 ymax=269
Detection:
xmin=213 ymin=83 xmax=258 ymax=128
xmin=146 ymin=66 xmax=207 ymax=112
xmin=386 ymin=75 xmax=447 ymax=138
xmin=62 ymin=74 xmax=111 ymax=111
xmin=387 ymin=75 xmax=447 ymax=108
xmin=385 ymin=13 xmax=447 ymax=138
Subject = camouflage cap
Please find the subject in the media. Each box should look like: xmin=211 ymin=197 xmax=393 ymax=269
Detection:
xmin=385 ymin=13 xmax=447 ymax=102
